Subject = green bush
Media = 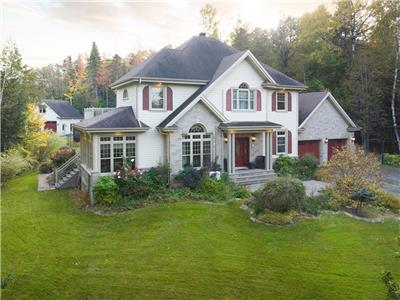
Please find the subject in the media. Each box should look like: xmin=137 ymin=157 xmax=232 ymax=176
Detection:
xmin=196 ymin=176 xmax=230 ymax=201
xmin=302 ymin=194 xmax=330 ymax=215
xmin=51 ymin=146 xmax=76 ymax=167
xmin=256 ymin=209 xmax=300 ymax=225
xmin=297 ymin=154 xmax=318 ymax=180
xmin=255 ymin=177 xmax=306 ymax=213
xmin=273 ymin=155 xmax=298 ymax=177
xmin=0 ymin=149 xmax=34 ymax=184
xmin=141 ymin=163 xmax=170 ymax=187
xmin=175 ymin=166 xmax=205 ymax=189
xmin=374 ymin=189 xmax=400 ymax=212
xmin=93 ymin=176 xmax=119 ymax=205
xmin=383 ymin=153 xmax=400 ymax=166
xmin=231 ymin=183 xmax=252 ymax=198
xmin=38 ymin=161 xmax=53 ymax=174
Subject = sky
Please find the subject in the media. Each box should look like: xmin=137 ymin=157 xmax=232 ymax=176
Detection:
xmin=2 ymin=0 xmax=336 ymax=67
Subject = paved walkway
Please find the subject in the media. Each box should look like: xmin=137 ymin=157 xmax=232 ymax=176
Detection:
xmin=37 ymin=174 xmax=55 ymax=192
xmin=382 ymin=165 xmax=400 ymax=195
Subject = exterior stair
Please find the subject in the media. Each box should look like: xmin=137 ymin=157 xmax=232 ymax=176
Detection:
xmin=229 ymin=169 xmax=276 ymax=187
xmin=55 ymin=153 xmax=81 ymax=189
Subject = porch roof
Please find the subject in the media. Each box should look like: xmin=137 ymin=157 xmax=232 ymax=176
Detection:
xmin=73 ymin=107 xmax=149 ymax=133
xmin=219 ymin=121 xmax=282 ymax=132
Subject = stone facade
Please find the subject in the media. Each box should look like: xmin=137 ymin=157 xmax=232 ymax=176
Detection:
xmin=298 ymin=98 xmax=354 ymax=164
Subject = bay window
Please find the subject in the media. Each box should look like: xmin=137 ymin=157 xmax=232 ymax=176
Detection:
xmin=277 ymin=131 xmax=287 ymax=154
xmin=182 ymin=124 xmax=211 ymax=168
xmin=232 ymin=82 xmax=255 ymax=111
xmin=100 ymin=136 xmax=136 ymax=173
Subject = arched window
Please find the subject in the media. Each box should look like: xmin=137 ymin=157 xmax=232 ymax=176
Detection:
xmin=233 ymin=82 xmax=255 ymax=110
xmin=182 ymin=124 xmax=211 ymax=168
xmin=122 ymin=89 xmax=128 ymax=101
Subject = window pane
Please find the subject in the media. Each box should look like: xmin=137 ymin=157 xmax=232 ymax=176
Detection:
xmin=182 ymin=156 xmax=190 ymax=168
xmin=182 ymin=142 xmax=190 ymax=155
xmin=100 ymin=144 xmax=110 ymax=158
xmin=193 ymin=141 xmax=201 ymax=155
xmin=277 ymin=93 xmax=286 ymax=110
xmin=239 ymin=90 xmax=248 ymax=100
xmin=193 ymin=155 xmax=201 ymax=167
xmin=101 ymin=159 xmax=111 ymax=172
xmin=203 ymin=141 xmax=211 ymax=154
xmin=203 ymin=155 xmax=211 ymax=167
xmin=113 ymin=136 xmax=123 ymax=141
xmin=233 ymin=99 xmax=237 ymax=109
xmin=126 ymin=136 xmax=135 ymax=141
xmin=114 ymin=158 xmax=123 ymax=171
xmin=239 ymin=99 xmax=248 ymax=109
xmin=126 ymin=143 xmax=135 ymax=158
xmin=100 ymin=137 xmax=110 ymax=142
xmin=278 ymin=144 xmax=286 ymax=153
xmin=151 ymin=87 xmax=164 ymax=109
xmin=278 ymin=101 xmax=286 ymax=110
xmin=113 ymin=143 xmax=123 ymax=158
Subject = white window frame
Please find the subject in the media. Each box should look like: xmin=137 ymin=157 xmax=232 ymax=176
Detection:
xmin=99 ymin=135 xmax=136 ymax=173
xmin=232 ymin=88 xmax=256 ymax=112
xmin=122 ymin=89 xmax=129 ymax=101
xmin=150 ymin=86 xmax=166 ymax=111
xmin=276 ymin=130 xmax=287 ymax=154
xmin=276 ymin=92 xmax=287 ymax=112
xmin=182 ymin=125 xmax=212 ymax=168
xmin=39 ymin=105 xmax=46 ymax=114
xmin=62 ymin=124 xmax=66 ymax=132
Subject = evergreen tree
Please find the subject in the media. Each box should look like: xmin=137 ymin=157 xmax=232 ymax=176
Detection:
xmin=86 ymin=42 xmax=101 ymax=104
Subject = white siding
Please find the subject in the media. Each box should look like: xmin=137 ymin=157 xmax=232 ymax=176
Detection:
xmin=37 ymin=103 xmax=81 ymax=135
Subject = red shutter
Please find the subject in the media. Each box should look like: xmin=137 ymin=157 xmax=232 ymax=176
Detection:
xmin=167 ymin=87 xmax=173 ymax=110
xmin=288 ymin=130 xmax=292 ymax=154
xmin=272 ymin=131 xmax=277 ymax=155
xmin=256 ymin=90 xmax=262 ymax=111
xmin=143 ymin=86 xmax=149 ymax=110
xmin=288 ymin=92 xmax=292 ymax=112
xmin=226 ymin=89 xmax=232 ymax=111
xmin=272 ymin=92 xmax=276 ymax=111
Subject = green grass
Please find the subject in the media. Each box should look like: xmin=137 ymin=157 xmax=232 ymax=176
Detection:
xmin=2 ymin=173 xmax=399 ymax=299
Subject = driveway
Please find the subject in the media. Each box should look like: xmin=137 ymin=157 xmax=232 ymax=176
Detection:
xmin=381 ymin=165 xmax=400 ymax=195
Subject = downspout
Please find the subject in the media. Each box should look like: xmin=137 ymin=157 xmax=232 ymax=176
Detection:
xmin=136 ymin=77 xmax=141 ymax=121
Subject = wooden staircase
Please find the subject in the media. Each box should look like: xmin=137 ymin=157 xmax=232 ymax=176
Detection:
xmin=229 ymin=169 xmax=276 ymax=187
xmin=55 ymin=153 xmax=81 ymax=189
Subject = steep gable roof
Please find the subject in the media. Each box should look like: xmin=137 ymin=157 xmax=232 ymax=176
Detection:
xmin=298 ymin=92 xmax=328 ymax=125
xmin=44 ymin=100 xmax=82 ymax=119
xmin=111 ymin=35 xmax=305 ymax=88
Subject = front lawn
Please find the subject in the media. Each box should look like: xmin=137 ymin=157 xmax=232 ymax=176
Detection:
xmin=2 ymin=173 xmax=399 ymax=299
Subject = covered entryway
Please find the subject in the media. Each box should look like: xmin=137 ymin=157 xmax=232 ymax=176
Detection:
xmin=298 ymin=140 xmax=320 ymax=161
xmin=328 ymin=139 xmax=347 ymax=160
xmin=235 ymin=137 xmax=249 ymax=167
xmin=45 ymin=121 xmax=57 ymax=132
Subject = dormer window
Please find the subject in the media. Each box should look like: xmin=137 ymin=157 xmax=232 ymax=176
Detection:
xmin=232 ymin=82 xmax=255 ymax=111
xmin=150 ymin=86 xmax=165 ymax=110
xmin=39 ymin=105 xmax=46 ymax=114
xmin=122 ymin=89 xmax=128 ymax=101
xmin=277 ymin=92 xmax=287 ymax=111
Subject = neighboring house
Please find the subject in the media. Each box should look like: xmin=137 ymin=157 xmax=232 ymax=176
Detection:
xmin=72 ymin=34 xmax=356 ymax=195
xmin=38 ymin=100 xmax=82 ymax=135
xmin=298 ymin=92 xmax=358 ymax=164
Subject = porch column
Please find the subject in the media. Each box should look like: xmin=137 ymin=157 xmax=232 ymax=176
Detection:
xmin=262 ymin=131 xmax=267 ymax=170
xmin=268 ymin=132 xmax=273 ymax=170
xmin=231 ymin=133 xmax=236 ymax=174
xmin=227 ymin=133 xmax=232 ymax=174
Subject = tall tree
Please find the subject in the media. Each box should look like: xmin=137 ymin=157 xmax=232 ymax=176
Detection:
xmin=230 ymin=20 xmax=251 ymax=51
xmin=200 ymin=4 xmax=219 ymax=39
xmin=86 ymin=42 xmax=101 ymax=103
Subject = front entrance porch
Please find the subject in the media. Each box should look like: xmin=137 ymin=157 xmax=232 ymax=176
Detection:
xmin=219 ymin=121 xmax=282 ymax=175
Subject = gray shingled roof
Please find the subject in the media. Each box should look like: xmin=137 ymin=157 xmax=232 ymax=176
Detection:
xmin=111 ymin=36 xmax=305 ymax=88
xmin=74 ymin=107 xmax=148 ymax=130
xmin=298 ymin=92 xmax=328 ymax=125
xmin=44 ymin=100 xmax=82 ymax=119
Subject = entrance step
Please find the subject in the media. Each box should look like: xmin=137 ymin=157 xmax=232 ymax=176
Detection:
xmin=230 ymin=169 xmax=276 ymax=187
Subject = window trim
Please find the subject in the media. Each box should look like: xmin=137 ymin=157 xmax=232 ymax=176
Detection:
xmin=99 ymin=135 xmax=136 ymax=173
xmin=39 ymin=105 xmax=46 ymax=114
xmin=149 ymin=85 xmax=166 ymax=111
xmin=122 ymin=89 xmax=129 ymax=101
xmin=276 ymin=130 xmax=287 ymax=154
xmin=182 ymin=124 xmax=212 ymax=168
xmin=232 ymin=87 xmax=256 ymax=112
xmin=276 ymin=92 xmax=288 ymax=112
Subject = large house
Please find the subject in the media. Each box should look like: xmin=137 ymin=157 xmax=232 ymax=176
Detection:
xmin=72 ymin=34 xmax=357 ymax=195
xmin=38 ymin=100 xmax=82 ymax=135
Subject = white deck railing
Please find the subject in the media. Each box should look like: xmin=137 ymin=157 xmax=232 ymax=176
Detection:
xmin=84 ymin=107 xmax=115 ymax=120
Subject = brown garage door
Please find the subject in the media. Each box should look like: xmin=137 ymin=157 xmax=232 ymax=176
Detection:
xmin=298 ymin=140 xmax=320 ymax=161
xmin=44 ymin=121 xmax=57 ymax=132
xmin=328 ymin=139 xmax=347 ymax=160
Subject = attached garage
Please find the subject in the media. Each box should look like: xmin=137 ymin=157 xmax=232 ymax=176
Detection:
xmin=298 ymin=92 xmax=359 ymax=164
xmin=298 ymin=140 xmax=320 ymax=161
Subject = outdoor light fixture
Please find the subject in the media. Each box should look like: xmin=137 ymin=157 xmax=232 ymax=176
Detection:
xmin=351 ymin=137 xmax=355 ymax=143
xmin=251 ymin=136 xmax=256 ymax=142
xmin=224 ymin=136 xmax=228 ymax=143
xmin=324 ymin=138 xmax=329 ymax=144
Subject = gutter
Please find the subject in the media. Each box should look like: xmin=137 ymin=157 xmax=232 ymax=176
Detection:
xmin=262 ymin=83 xmax=308 ymax=91
xmin=110 ymin=77 xmax=208 ymax=90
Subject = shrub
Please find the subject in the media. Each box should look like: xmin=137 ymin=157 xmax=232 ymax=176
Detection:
xmin=374 ymin=189 xmax=400 ymax=212
xmin=383 ymin=153 xmax=400 ymax=166
xmin=256 ymin=209 xmax=300 ymax=225
xmin=93 ymin=176 xmax=119 ymax=205
xmin=350 ymin=187 xmax=375 ymax=213
xmin=254 ymin=177 xmax=306 ymax=213
xmin=38 ymin=161 xmax=53 ymax=174
xmin=318 ymin=146 xmax=382 ymax=198
xmin=0 ymin=149 xmax=33 ymax=184
xmin=231 ymin=183 xmax=252 ymax=198
xmin=141 ymin=163 xmax=170 ymax=187
xmin=175 ymin=166 xmax=205 ymax=189
xmin=382 ymin=271 xmax=400 ymax=300
xmin=273 ymin=155 xmax=298 ymax=177
xmin=302 ymin=194 xmax=330 ymax=215
xmin=51 ymin=146 xmax=76 ymax=167
xmin=296 ymin=154 xmax=318 ymax=180
xmin=196 ymin=176 xmax=231 ymax=201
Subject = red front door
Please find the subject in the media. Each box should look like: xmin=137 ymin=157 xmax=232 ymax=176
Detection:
xmin=328 ymin=139 xmax=347 ymax=160
xmin=235 ymin=137 xmax=249 ymax=167
xmin=44 ymin=121 xmax=57 ymax=132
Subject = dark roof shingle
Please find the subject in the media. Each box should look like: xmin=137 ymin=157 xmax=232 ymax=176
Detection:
xmin=44 ymin=100 xmax=82 ymax=119
xmin=298 ymin=92 xmax=328 ymax=125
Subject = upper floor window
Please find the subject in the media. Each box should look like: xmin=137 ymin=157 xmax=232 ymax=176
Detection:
xmin=39 ymin=105 xmax=46 ymax=114
xmin=232 ymin=82 xmax=255 ymax=111
xmin=277 ymin=130 xmax=287 ymax=154
xmin=277 ymin=92 xmax=287 ymax=111
xmin=150 ymin=86 xmax=165 ymax=110
xmin=122 ymin=89 xmax=128 ymax=101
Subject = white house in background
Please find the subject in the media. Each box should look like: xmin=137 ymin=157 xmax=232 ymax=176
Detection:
xmin=38 ymin=100 xmax=82 ymax=135
xmin=71 ymin=34 xmax=358 ymax=196
xmin=298 ymin=92 xmax=358 ymax=164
